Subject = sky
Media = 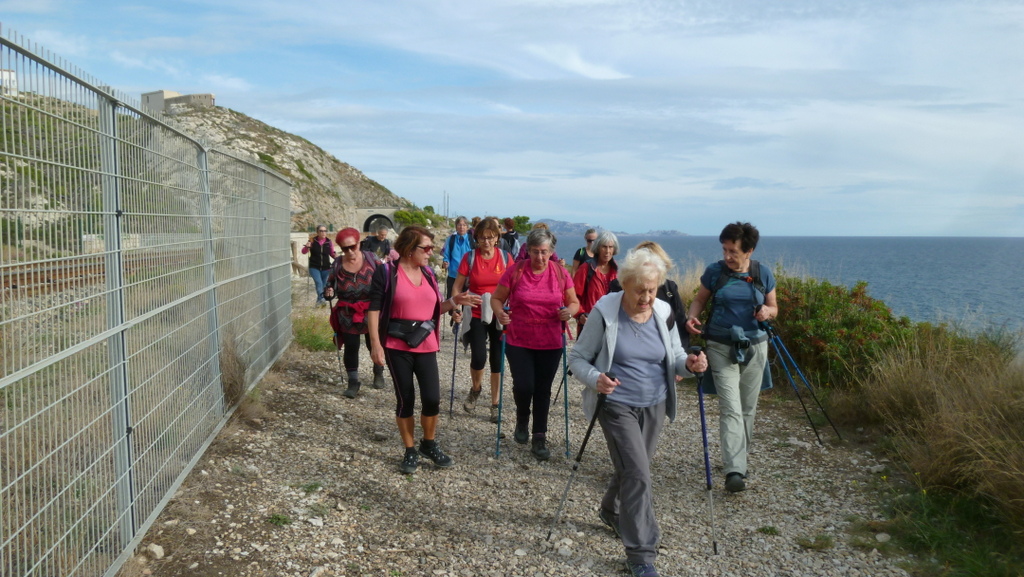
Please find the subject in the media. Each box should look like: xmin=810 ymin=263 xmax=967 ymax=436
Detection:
xmin=1 ymin=0 xmax=1022 ymax=236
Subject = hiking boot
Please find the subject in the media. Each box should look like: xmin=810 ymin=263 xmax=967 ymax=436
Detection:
xmin=531 ymin=437 xmax=550 ymax=461
xmin=418 ymin=439 xmax=454 ymax=468
xmin=599 ymin=509 xmax=621 ymax=538
xmin=490 ymin=405 xmax=499 ymax=424
xmin=372 ymin=365 xmax=386 ymax=389
xmin=342 ymin=382 xmax=360 ymax=398
xmin=514 ymin=423 xmax=529 ymax=445
xmin=725 ymin=472 xmax=746 ymax=493
xmin=625 ymin=561 xmax=660 ymax=577
xmin=463 ymin=388 xmax=481 ymax=412
xmin=399 ymin=447 xmax=419 ymax=474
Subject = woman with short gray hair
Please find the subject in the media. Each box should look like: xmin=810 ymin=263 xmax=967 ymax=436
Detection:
xmin=573 ymin=230 xmax=619 ymax=338
xmin=569 ymin=247 xmax=706 ymax=577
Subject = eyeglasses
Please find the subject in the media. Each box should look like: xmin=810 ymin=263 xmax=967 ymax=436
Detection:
xmin=417 ymin=244 xmax=435 ymax=253
xmin=480 ymin=236 xmax=497 ymax=242
xmin=586 ymin=238 xmax=597 ymax=244
xmin=317 ymin=229 xmax=327 ymax=233
xmin=340 ymin=244 xmax=358 ymax=253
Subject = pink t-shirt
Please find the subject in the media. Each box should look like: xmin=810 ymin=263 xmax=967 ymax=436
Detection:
xmin=386 ymin=266 xmax=440 ymax=353
xmin=498 ymin=262 xmax=574 ymax=350
xmin=458 ymin=249 xmax=513 ymax=319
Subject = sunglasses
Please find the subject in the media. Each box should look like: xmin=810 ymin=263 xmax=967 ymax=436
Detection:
xmin=340 ymin=244 xmax=358 ymax=253
xmin=317 ymin=229 xmax=327 ymax=232
xmin=586 ymin=238 xmax=596 ymax=243
xmin=417 ymin=244 xmax=435 ymax=253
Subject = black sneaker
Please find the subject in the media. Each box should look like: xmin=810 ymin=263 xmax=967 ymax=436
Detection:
xmin=599 ymin=509 xmax=621 ymax=538
xmin=514 ymin=423 xmax=529 ymax=445
xmin=725 ymin=472 xmax=746 ymax=493
xmin=399 ymin=447 xmax=419 ymax=474
xmin=418 ymin=439 xmax=454 ymax=468
xmin=531 ymin=437 xmax=550 ymax=461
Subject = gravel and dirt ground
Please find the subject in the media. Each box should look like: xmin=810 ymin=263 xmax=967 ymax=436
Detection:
xmin=118 ymin=281 xmax=911 ymax=577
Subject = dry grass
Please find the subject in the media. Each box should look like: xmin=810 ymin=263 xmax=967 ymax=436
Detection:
xmin=852 ymin=325 xmax=1024 ymax=531
xmin=219 ymin=331 xmax=247 ymax=407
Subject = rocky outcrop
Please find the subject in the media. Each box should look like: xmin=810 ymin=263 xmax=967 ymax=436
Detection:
xmin=165 ymin=104 xmax=407 ymax=230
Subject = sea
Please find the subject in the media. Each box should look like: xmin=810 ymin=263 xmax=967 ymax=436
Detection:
xmin=612 ymin=236 xmax=1024 ymax=337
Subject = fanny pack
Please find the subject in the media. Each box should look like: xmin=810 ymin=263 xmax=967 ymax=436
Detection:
xmin=387 ymin=318 xmax=436 ymax=347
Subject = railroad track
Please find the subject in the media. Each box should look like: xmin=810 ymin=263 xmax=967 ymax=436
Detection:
xmin=1 ymin=250 xmax=204 ymax=298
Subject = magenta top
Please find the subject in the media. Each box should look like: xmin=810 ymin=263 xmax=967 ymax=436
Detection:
xmin=498 ymin=263 xmax=574 ymax=350
xmin=386 ymin=266 xmax=441 ymax=353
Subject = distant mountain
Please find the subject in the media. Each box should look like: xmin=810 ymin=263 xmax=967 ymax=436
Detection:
xmin=537 ymin=219 xmax=687 ymax=241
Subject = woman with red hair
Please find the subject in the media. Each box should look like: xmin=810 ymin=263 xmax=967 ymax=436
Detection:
xmin=325 ymin=227 xmax=384 ymax=398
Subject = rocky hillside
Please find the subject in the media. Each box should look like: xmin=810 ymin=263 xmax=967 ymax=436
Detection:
xmin=165 ymin=103 xmax=408 ymax=231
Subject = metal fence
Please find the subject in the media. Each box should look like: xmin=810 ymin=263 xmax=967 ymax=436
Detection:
xmin=0 ymin=25 xmax=293 ymax=577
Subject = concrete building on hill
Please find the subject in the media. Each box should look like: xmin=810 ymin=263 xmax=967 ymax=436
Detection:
xmin=0 ymin=69 xmax=18 ymax=95
xmin=142 ymin=90 xmax=215 ymax=114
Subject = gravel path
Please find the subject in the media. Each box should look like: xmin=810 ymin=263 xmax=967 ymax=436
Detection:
xmin=125 ymin=288 xmax=911 ymax=577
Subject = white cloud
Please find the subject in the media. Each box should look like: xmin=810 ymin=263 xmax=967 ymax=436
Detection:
xmin=522 ymin=44 xmax=628 ymax=79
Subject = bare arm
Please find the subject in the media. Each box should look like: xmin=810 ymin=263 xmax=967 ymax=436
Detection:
xmin=685 ymin=285 xmax=712 ymax=335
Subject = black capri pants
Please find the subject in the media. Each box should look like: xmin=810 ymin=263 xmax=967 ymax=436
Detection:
xmin=384 ymin=348 xmax=441 ymax=418
xmin=468 ymin=316 xmax=504 ymax=373
xmin=340 ymin=333 xmax=372 ymax=372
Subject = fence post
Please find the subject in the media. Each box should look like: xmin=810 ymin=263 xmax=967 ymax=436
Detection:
xmin=97 ymin=87 xmax=136 ymax=546
xmin=197 ymin=148 xmax=224 ymax=413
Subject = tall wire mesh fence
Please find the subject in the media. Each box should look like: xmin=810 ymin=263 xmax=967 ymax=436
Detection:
xmin=0 ymin=25 xmax=293 ymax=577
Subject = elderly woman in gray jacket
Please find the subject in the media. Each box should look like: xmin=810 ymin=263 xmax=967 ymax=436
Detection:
xmin=569 ymin=248 xmax=707 ymax=577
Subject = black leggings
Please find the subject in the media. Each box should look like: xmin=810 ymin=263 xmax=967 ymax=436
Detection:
xmin=505 ymin=344 xmax=563 ymax=437
xmin=384 ymin=349 xmax=440 ymax=418
xmin=340 ymin=333 xmax=371 ymax=372
xmin=468 ymin=316 xmax=503 ymax=373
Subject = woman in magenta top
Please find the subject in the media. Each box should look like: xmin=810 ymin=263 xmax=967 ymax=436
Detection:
xmin=368 ymin=226 xmax=477 ymax=474
xmin=452 ymin=219 xmax=515 ymax=422
xmin=490 ymin=228 xmax=580 ymax=461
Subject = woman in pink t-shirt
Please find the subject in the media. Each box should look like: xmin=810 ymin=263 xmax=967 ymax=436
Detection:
xmin=490 ymin=228 xmax=580 ymax=461
xmin=368 ymin=226 xmax=477 ymax=475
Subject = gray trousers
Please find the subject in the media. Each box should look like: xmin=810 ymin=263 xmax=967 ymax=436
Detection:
xmin=598 ymin=400 xmax=667 ymax=565
xmin=707 ymin=340 xmax=768 ymax=476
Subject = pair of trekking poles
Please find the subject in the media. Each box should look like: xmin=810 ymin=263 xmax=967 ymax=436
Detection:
xmin=546 ymin=323 xmax=841 ymax=553
xmin=446 ymin=310 xmax=574 ymax=460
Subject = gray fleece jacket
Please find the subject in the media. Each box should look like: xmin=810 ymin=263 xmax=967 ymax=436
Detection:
xmin=568 ymin=291 xmax=693 ymax=422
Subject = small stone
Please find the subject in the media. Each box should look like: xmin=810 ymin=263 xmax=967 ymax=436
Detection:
xmin=875 ymin=533 xmax=891 ymax=543
xmin=308 ymin=518 xmax=324 ymax=527
xmin=557 ymin=547 xmax=571 ymax=557
xmin=188 ymin=563 xmax=198 ymax=570
xmin=186 ymin=528 xmax=197 ymax=536
xmin=331 ymin=537 xmax=344 ymax=546
xmin=868 ymin=465 xmax=886 ymax=474
xmin=372 ymin=431 xmax=389 ymax=442
xmin=514 ymin=548 xmax=527 ymax=556
xmin=146 ymin=544 xmax=165 ymax=560
xmin=163 ymin=519 xmax=179 ymax=526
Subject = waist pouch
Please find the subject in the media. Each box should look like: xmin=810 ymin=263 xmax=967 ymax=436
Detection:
xmin=387 ymin=318 xmax=436 ymax=347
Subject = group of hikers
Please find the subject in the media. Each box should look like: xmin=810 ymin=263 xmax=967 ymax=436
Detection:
xmin=306 ymin=217 xmax=777 ymax=577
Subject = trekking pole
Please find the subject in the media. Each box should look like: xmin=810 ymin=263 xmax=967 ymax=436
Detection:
xmin=547 ymin=374 xmax=613 ymax=540
xmin=448 ymin=321 xmax=460 ymax=418
xmin=561 ymin=325 xmax=571 ymax=458
xmin=690 ymin=347 xmax=719 ymax=556
xmin=763 ymin=325 xmax=822 ymax=445
xmin=495 ymin=312 xmax=509 ymax=457
xmin=761 ymin=321 xmax=842 ymax=441
xmin=554 ymin=308 xmax=568 ymax=403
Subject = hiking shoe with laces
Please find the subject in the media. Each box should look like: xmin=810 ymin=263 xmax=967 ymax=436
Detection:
xmin=599 ymin=509 xmax=621 ymax=538
xmin=463 ymin=388 xmax=481 ymax=412
xmin=725 ymin=472 xmax=746 ymax=493
xmin=514 ymin=423 xmax=529 ymax=444
xmin=531 ymin=437 xmax=550 ymax=461
xmin=399 ymin=447 xmax=419 ymax=474
xmin=490 ymin=405 xmax=499 ymax=423
xmin=418 ymin=439 xmax=454 ymax=468
xmin=625 ymin=561 xmax=659 ymax=577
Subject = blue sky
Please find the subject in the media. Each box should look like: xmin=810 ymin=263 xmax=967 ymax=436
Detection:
xmin=2 ymin=0 xmax=1022 ymax=236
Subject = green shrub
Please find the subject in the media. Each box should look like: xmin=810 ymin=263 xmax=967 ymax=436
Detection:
xmin=774 ymin=275 xmax=913 ymax=388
